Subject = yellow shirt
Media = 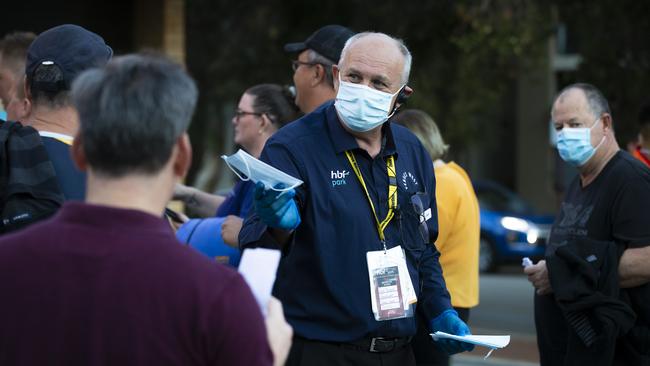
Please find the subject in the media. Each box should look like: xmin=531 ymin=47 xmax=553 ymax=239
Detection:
xmin=434 ymin=162 xmax=480 ymax=308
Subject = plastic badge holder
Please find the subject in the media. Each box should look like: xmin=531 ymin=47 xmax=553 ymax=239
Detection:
xmin=221 ymin=149 xmax=303 ymax=194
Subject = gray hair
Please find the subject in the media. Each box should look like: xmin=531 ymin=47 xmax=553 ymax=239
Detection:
xmin=71 ymin=53 xmax=198 ymax=177
xmin=306 ymin=49 xmax=335 ymax=87
xmin=338 ymin=32 xmax=412 ymax=85
xmin=555 ymin=83 xmax=611 ymax=119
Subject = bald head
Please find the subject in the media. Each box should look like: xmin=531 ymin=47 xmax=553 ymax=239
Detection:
xmin=338 ymin=32 xmax=412 ymax=86
xmin=552 ymin=83 xmax=610 ymax=122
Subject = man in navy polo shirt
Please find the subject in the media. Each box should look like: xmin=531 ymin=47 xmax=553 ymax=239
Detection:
xmin=240 ymin=32 xmax=473 ymax=366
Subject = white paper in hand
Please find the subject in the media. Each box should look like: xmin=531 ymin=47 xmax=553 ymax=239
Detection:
xmin=431 ymin=331 xmax=511 ymax=359
xmin=237 ymin=248 xmax=281 ymax=316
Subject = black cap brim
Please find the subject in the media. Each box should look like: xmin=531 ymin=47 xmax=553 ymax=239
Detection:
xmin=284 ymin=42 xmax=307 ymax=54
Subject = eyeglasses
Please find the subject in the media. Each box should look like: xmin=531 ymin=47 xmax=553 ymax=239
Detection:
xmin=234 ymin=109 xmax=262 ymax=121
xmin=291 ymin=60 xmax=318 ymax=72
xmin=410 ymin=192 xmax=430 ymax=243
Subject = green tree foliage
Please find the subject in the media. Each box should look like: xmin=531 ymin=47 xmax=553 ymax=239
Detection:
xmin=186 ymin=0 xmax=552 ymax=187
xmin=554 ymin=0 xmax=650 ymax=146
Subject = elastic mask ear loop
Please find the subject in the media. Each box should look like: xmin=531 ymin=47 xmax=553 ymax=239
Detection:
xmin=591 ymin=117 xmax=606 ymax=152
xmin=387 ymin=85 xmax=406 ymax=119
xmin=271 ymin=182 xmax=301 ymax=198
xmin=484 ymin=347 xmax=496 ymax=360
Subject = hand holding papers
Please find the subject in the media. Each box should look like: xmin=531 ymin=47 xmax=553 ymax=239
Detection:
xmin=431 ymin=331 xmax=511 ymax=359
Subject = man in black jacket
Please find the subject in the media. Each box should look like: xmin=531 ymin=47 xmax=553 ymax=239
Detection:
xmin=525 ymin=83 xmax=650 ymax=365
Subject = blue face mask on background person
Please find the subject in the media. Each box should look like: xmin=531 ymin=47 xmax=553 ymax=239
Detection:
xmin=335 ymin=74 xmax=403 ymax=132
xmin=556 ymin=117 xmax=605 ymax=167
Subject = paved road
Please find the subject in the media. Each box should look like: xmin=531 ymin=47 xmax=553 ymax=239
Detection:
xmin=451 ymin=268 xmax=540 ymax=366
xmin=471 ymin=269 xmax=536 ymax=335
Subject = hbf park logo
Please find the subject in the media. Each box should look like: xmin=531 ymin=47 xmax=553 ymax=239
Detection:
xmin=331 ymin=170 xmax=350 ymax=187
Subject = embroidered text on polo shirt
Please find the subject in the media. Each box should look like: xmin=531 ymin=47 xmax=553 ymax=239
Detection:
xmin=331 ymin=169 xmax=350 ymax=187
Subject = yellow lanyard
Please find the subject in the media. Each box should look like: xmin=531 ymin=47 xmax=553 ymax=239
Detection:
xmin=345 ymin=151 xmax=397 ymax=244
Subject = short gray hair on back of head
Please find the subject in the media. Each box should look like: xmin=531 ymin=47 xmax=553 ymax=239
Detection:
xmin=71 ymin=53 xmax=198 ymax=178
xmin=338 ymin=32 xmax=412 ymax=85
xmin=556 ymin=83 xmax=611 ymax=119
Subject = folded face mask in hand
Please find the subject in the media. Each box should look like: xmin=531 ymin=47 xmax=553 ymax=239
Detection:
xmin=221 ymin=149 xmax=303 ymax=192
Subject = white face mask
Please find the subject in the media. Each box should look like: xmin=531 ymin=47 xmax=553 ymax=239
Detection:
xmin=221 ymin=149 xmax=303 ymax=192
xmin=334 ymin=74 xmax=403 ymax=132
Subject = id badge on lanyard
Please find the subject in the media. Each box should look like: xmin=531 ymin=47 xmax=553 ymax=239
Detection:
xmin=345 ymin=151 xmax=417 ymax=321
xmin=367 ymin=246 xmax=417 ymax=321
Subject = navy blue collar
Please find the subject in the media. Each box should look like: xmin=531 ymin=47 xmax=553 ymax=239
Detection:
xmin=325 ymin=102 xmax=398 ymax=158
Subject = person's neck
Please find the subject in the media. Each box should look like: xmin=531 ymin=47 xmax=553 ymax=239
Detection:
xmin=23 ymin=105 xmax=78 ymax=136
xmin=304 ymin=88 xmax=336 ymax=114
xmin=579 ymin=139 xmax=619 ymax=187
xmin=245 ymin=136 xmax=269 ymax=159
xmin=85 ymin=170 xmax=173 ymax=217
xmin=352 ymin=126 xmax=383 ymax=158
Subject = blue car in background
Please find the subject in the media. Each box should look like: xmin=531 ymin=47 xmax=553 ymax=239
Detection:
xmin=473 ymin=180 xmax=554 ymax=272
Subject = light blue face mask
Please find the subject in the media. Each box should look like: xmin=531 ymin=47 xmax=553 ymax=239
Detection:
xmin=334 ymin=74 xmax=403 ymax=132
xmin=221 ymin=149 xmax=303 ymax=193
xmin=556 ymin=117 xmax=605 ymax=167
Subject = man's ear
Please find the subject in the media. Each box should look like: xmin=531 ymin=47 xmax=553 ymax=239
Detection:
xmin=602 ymin=113 xmax=613 ymax=133
xmin=311 ymin=64 xmax=326 ymax=87
xmin=71 ymin=133 xmax=88 ymax=172
xmin=23 ymin=75 xmax=31 ymax=101
xmin=403 ymin=85 xmax=414 ymax=97
xmin=18 ymin=97 xmax=31 ymax=119
xmin=394 ymin=85 xmax=414 ymax=111
xmin=173 ymin=133 xmax=193 ymax=179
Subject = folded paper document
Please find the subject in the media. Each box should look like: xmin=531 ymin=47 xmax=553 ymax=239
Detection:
xmin=431 ymin=331 xmax=510 ymax=359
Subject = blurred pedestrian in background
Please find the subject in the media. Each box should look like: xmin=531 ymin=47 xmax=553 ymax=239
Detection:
xmin=0 ymin=31 xmax=36 ymax=121
xmin=284 ymin=24 xmax=354 ymax=114
xmin=393 ymin=109 xmax=480 ymax=366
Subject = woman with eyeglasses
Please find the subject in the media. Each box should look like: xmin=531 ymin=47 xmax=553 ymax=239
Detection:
xmin=392 ymin=109 xmax=480 ymax=366
xmin=174 ymin=84 xmax=301 ymax=265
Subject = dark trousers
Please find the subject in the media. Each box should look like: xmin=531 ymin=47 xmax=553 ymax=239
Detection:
xmin=411 ymin=307 xmax=470 ymax=366
xmin=286 ymin=336 xmax=416 ymax=366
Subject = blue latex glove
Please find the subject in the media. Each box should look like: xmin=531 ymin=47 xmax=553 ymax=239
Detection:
xmin=430 ymin=309 xmax=475 ymax=354
xmin=253 ymin=182 xmax=301 ymax=230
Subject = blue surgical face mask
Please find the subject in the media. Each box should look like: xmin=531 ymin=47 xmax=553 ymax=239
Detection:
xmin=334 ymin=74 xmax=403 ymax=132
xmin=556 ymin=117 xmax=605 ymax=167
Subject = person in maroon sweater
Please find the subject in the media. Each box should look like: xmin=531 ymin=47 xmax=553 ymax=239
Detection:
xmin=0 ymin=53 xmax=287 ymax=365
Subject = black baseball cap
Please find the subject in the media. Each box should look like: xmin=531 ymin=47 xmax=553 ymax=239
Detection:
xmin=284 ymin=25 xmax=355 ymax=63
xmin=26 ymin=24 xmax=112 ymax=91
